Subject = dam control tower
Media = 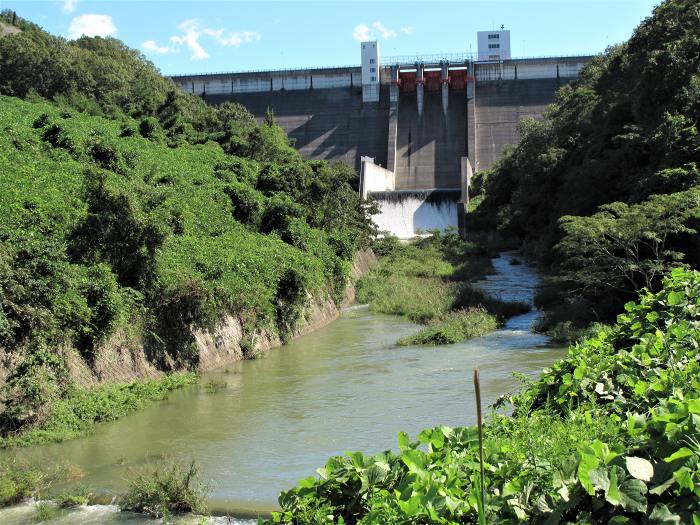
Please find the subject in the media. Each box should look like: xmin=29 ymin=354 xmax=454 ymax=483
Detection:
xmin=172 ymin=33 xmax=592 ymax=239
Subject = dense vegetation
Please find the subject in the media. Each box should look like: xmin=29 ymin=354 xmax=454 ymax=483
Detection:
xmin=356 ymin=233 xmax=528 ymax=346
xmin=471 ymin=0 xmax=700 ymax=333
xmin=266 ymin=268 xmax=700 ymax=524
xmin=0 ymin=12 xmax=374 ymax=443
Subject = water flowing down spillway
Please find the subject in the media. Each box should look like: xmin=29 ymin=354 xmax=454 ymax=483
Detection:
xmin=369 ymin=189 xmax=461 ymax=239
xmin=0 ymin=253 xmax=562 ymax=524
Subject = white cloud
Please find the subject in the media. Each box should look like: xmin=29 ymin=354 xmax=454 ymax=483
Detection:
xmin=62 ymin=0 xmax=77 ymax=13
xmin=353 ymin=21 xmax=408 ymax=41
xmin=352 ymin=23 xmax=370 ymax=42
xmin=203 ymin=27 xmax=260 ymax=47
xmin=171 ymin=19 xmax=209 ymax=59
xmin=372 ymin=21 xmax=396 ymax=39
xmin=142 ymin=19 xmax=261 ymax=61
xmin=68 ymin=14 xmax=117 ymax=39
xmin=142 ymin=39 xmax=174 ymax=54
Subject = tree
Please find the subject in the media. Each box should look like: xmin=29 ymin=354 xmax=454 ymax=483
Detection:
xmin=556 ymin=190 xmax=699 ymax=294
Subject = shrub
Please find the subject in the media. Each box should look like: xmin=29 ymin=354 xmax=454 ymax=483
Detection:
xmin=452 ymin=284 xmax=531 ymax=320
xmin=138 ymin=116 xmax=162 ymax=141
xmin=397 ymin=308 xmax=498 ymax=346
xmin=0 ymin=460 xmax=66 ymax=507
xmin=54 ymin=486 xmax=91 ymax=508
xmin=224 ymin=181 xmax=265 ymax=227
xmin=372 ymin=234 xmax=401 ymax=257
xmin=120 ymin=460 xmax=209 ymax=518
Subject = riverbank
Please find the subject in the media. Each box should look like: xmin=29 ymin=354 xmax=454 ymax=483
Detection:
xmin=0 ymin=249 xmax=376 ymax=449
xmin=357 ymin=233 xmax=530 ymax=345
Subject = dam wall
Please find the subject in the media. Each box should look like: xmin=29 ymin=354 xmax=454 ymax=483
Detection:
xmin=173 ymin=56 xmax=591 ymax=176
xmin=175 ymin=66 xmax=364 ymax=94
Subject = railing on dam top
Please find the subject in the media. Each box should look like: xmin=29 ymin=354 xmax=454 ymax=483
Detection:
xmin=382 ymin=52 xmax=475 ymax=65
xmin=167 ymin=53 xmax=597 ymax=79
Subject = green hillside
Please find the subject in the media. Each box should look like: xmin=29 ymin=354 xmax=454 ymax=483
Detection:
xmin=471 ymin=0 xmax=700 ymax=333
xmin=0 ymin=10 xmax=374 ymax=440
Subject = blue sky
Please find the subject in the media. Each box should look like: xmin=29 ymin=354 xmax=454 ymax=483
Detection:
xmin=2 ymin=0 xmax=660 ymax=75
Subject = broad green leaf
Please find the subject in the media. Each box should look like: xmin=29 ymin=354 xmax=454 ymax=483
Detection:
xmin=647 ymin=503 xmax=681 ymax=524
xmin=606 ymin=466 xmax=621 ymax=506
xmin=664 ymin=447 xmax=694 ymax=462
xmin=589 ymin=467 xmax=610 ymax=492
xmin=667 ymin=291 xmax=683 ymax=305
xmin=397 ymin=431 xmax=410 ymax=451
xmin=618 ymin=479 xmax=647 ymax=513
xmin=396 ymin=495 xmax=421 ymax=517
xmin=401 ymin=449 xmax=428 ymax=476
xmin=626 ymin=456 xmax=654 ymax=481
xmin=608 ymin=517 xmax=632 ymax=524
xmin=578 ymin=452 xmax=600 ymax=495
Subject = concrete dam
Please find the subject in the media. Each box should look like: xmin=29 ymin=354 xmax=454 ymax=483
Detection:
xmin=173 ymin=50 xmax=592 ymax=238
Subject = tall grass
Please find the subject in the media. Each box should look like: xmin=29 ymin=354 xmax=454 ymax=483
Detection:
xmin=473 ymin=369 xmax=487 ymax=525
xmin=0 ymin=459 xmax=67 ymax=507
xmin=358 ymin=273 xmax=456 ymax=323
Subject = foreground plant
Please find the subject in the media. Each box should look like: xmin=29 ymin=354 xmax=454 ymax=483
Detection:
xmin=265 ymin=268 xmax=700 ymax=524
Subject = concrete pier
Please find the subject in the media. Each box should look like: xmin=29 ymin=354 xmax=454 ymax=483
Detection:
xmin=416 ymin=63 xmax=424 ymax=117
xmin=441 ymin=61 xmax=450 ymax=116
xmin=386 ymin=64 xmax=400 ymax=173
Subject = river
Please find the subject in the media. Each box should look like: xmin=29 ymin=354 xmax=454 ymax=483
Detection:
xmin=0 ymin=252 xmax=565 ymax=524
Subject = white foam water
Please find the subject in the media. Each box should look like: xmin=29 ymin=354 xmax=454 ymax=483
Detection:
xmin=370 ymin=192 xmax=459 ymax=239
xmin=0 ymin=501 xmax=257 ymax=524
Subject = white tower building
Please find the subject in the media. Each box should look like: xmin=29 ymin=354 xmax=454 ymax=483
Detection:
xmin=360 ymin=41 xmax=380 ymax=102
xmin=477 ymin=30 xmax=511 ymax=61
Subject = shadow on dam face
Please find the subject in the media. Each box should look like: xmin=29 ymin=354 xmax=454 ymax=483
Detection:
xmin=394 ymin=91 xmax=467 ymax=190
xmin=206 ymin=88 xmax=390 ymax=174
xmin=474 ymin=78 xmax=564 ymax=172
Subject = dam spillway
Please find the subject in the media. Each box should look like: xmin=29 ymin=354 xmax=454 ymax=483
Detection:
xmin=394 ymin=91 xmax=466 ymax=190
xmin=172 ymin=53 xmax=593 ymax=238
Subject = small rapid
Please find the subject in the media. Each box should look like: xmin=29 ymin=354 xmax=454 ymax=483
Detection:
xmin=1 ymin=252 xmax=562 ymax=523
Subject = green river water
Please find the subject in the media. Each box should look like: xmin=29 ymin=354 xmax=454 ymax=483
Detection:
xmin=0 ymin=252 xmax=565 ymax=523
